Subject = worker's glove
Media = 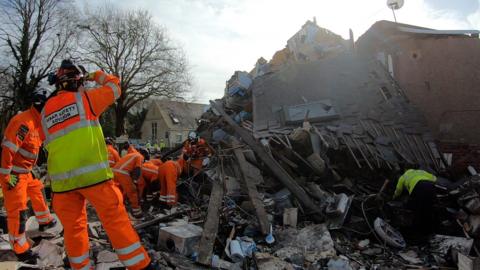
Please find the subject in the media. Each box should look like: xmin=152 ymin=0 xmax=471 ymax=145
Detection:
xmin=8 ymin=175 xmax=18 ymax=189
xmin=202 ymin=157 xmax=210 ymax=167
xmin=85 ymin=72 xmax=96 ymax=81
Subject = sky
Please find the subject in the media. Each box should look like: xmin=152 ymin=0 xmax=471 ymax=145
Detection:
xmin=87 ymin=0 xmax=480 ymax=103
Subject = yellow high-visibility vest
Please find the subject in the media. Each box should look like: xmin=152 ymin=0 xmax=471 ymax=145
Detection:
xmin=393 ymin=169 xmax=437 ymax=198
xmin=41 ymin=91 xmax=112 ymax=192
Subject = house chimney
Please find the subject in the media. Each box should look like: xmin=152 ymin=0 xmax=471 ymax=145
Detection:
xmin=313 ymin=16 xmax=317 ymax=25
xmin=349 ymin=28 xmax=355 ymax=52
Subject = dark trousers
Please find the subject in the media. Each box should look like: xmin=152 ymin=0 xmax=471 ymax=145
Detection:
xmin=407 ymin=180 xmax=436 ymax=239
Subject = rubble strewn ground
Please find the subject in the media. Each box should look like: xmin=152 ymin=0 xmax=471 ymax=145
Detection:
xmin=1 ymin=20 xmax=479 ymax=270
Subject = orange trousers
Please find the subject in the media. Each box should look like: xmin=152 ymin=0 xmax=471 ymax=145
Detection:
xmin=137 ymin=178 xmax=147 ymax=201
xmin=53 ymin=180 xmax=150 ymax=270
xmin=158 ymin=161 xmax=179 ymax=205
xmin=1 ymin=173 xmax=53 ymax=254
xmin=137 ymin=178 xmax=159 ymax=202
xmin=113 ymin=173 xmax=141 ymax=212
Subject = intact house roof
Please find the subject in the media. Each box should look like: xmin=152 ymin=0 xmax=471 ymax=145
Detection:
xmin=144 ymin=99 xmax=207 ymax=131
xmin=356 ymin=20 xmax=480 ymax=54
xmin=250 ymin=52 xmax=444 ymax=172
xmin=360 ymin=20 xmax=479 ymax=37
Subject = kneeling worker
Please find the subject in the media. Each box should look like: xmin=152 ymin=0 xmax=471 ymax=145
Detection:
xmin=138 ymin=160 xmax=159 ymax=203
xmin=393 ymin=168 xmax=437 ymax=238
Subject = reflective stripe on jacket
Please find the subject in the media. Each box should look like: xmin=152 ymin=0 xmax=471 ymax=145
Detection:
xmin=107 ymin=145 xmax=120 ymax=167
xmin=40 ymin=70 xmax=120 ymax=192
xmin=393 ymin=169 xmax=437 ymax=198
xmin=112 ymin=153 xmax=144 ymax=176
xmin=141 ymin=161 xmax=158 ymax=182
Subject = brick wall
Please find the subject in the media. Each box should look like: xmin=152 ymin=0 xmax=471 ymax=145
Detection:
xmin=438 ymin=141 xmax=480 ymax=174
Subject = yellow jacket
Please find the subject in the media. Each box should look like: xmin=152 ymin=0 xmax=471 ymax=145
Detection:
xmin=393 ymin=169 xmax=437 ymax=198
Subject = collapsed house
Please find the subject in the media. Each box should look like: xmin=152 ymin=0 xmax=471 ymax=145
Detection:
xmin=356 ymin=20 xmax=480 ymax=173
xmin=192 ymin=19 xmax=480 ymax=269
xmin=2 ymin=19 xmax=480 ymax=270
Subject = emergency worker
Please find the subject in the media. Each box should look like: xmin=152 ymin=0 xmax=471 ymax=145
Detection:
xmin=158 ymin=159 xmax=184 ymax=206
xmin=393 ymin=169 xmax=438 ymax=240
xmin=137 ymin=160 xmax=159 ymax=203
xmin=128 ymin=144 xmax=139 ymax=154
xmin=0 ymin=87 xmax=56 ymax=261
xmin=106 ymin=137 xmax=120 ymax=167
xmin=181 ymin=131 xmax=212 ymax=175
xmin=112 ymin=149 xmax=149 ymax=218
xmin=39 ymin=60 xmax=152 ymax=270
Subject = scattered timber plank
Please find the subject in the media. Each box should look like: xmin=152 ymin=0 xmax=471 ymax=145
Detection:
xmin=232 ymin=138 xmax=270 ymax=235
xmin=197 ymin=170 xmax=224 ymax=266
xmin=134 ymin=211 xmax=187 ymax=230
xmin=160 ymin=142 xmax=185 ymax=161
xmin=210 ymin=100 xmax=325 ymax=222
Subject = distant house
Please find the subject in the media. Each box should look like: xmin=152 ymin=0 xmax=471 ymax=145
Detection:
xmin=140 ymin=99 xmax=207 ymax=148
xmin=356 ymin=20 xmax=480 ymax=170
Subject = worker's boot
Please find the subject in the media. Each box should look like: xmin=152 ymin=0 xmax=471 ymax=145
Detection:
xmin=39 ymin=219 xmax=57 ymax=232
xmin=16 ymin=250 xmax=39 ymax=264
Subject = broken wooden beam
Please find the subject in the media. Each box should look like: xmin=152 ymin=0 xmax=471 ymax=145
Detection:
xmin=231 ymin=138 xmax=270 ymax=235
xmin=134 ymin=210 xmax=187 ymax=230
xmin=197 ymin=169 xmax=224 ymax=266
xmin=210 ymin=100 xmax=324 ymax=222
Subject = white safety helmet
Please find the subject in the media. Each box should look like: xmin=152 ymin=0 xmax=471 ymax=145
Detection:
xmin=188 ymin=131 xmax=198 ymax=141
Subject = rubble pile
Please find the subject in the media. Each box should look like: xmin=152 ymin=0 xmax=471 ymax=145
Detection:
xmin=186 ymin=20 xmax=480 ymax=269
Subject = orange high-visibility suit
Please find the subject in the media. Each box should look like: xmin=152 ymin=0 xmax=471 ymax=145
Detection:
xmin=149 ymin=158 xmax=163 ymax=167
xmin=40 ymin=70 xmax=150 ymax=270
xmin=113 ymin=153 xmax=144 ymax=217
xmin=137 ymin=161 xmax=159 ymax=201
xmin=182 ymin=138 xmax=211 ymax=174
xmin=0 ymin=107 xmax=54 ymax=254
xmin=127 ymin=145 xmax=138 ymax=154
xmin=158 ymin=160 xmax=183 ymax=205
xmin=107 ymin=144 xmax=120 ymax=167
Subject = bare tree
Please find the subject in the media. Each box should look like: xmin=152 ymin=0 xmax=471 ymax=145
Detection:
xmin=0 ymin=0 xmax=77 ymax=111
xmin=80 ymin=6 xmax=191 ymax=136
xmin=0 ymin=67 xmax=15 ymax=131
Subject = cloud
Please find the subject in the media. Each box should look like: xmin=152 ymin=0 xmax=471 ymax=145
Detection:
xmin=467 ymin=1 xmax=480 ymax=27
xmin=86 ymin=0 xmax=480 ymax=103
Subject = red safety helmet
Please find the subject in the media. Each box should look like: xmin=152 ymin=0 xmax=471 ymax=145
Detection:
xmin=55 ymin=59 xmax=87 ymax=91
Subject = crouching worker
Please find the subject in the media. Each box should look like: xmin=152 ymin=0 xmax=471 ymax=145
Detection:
xmin=158 ymin=159 xmax=184 ymax=206
xmin=138 ymin=160 xmax=160 ymax=204
xmin=393 ymin=168 xmax=437 ymax=241
xmin=106 ymin=137 xmax=120 ymax=168
xmin=113 ymin=149 xmax=149 ymax=219
xmin=0 ymin=86 xmax=56 ymax=262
